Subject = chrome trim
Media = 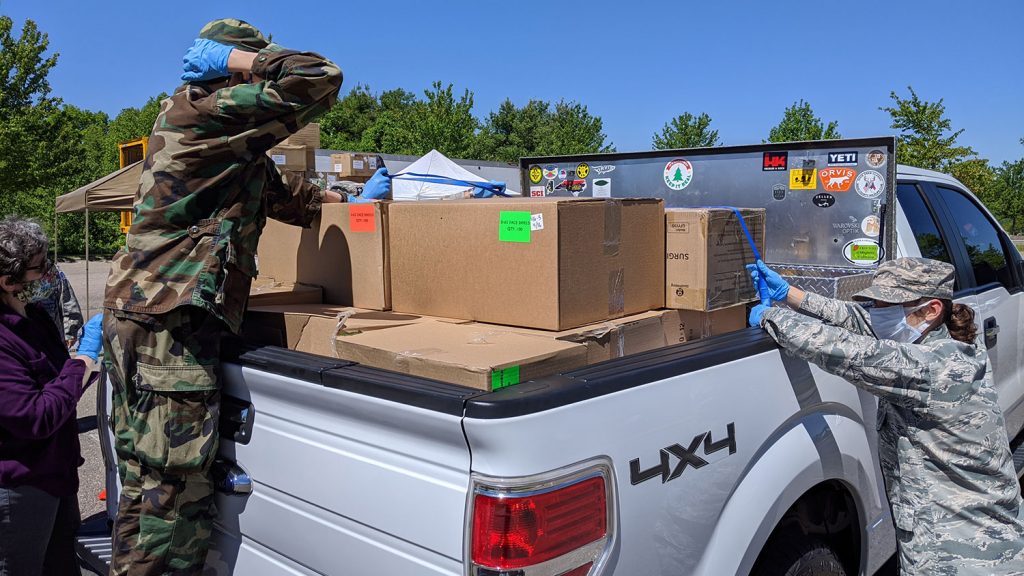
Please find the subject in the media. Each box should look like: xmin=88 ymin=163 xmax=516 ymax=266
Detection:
xmin=464 ymin=456 xmax=619 ymax=576
xmin=212 ymin=460 xmax=252 ymax=495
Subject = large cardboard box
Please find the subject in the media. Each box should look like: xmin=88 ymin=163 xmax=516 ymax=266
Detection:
xmin=258 ymin=202 xmax=390 ymax=310
xmin=243 ymin=305 xmax=432 ymax=357
xmin=389 ymin=198 xmax=665 ymax=330
xmin=282 ymin=123 xmax=320 ymax=149
xmin=332 ymin=320 xmax=588 ymax=390
xmin=665 ymin=208 xmax=765 ymax=311
xmin=248 ymin=278 xmax=322 ymax=306
xmin=659 ymin=306 xmax=748 ymax=344
xmin=330 ymin=153 xmax=380 ymax=178
xmin=268 ymin=144 xmax=314 ymax=172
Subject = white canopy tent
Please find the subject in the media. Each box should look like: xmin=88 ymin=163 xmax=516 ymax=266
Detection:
xmin=391 ymin=149 xmax=521 ymax=200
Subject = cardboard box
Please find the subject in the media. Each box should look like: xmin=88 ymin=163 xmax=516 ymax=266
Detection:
xmin=268 ymin=144 xmax=314 ymax=172
xmin=257 ymin=202 xmax=390 ymax=310
xmin=332 ymin=320 xmax=589 ymax=390
xmin=248 ymin=278 xmax=322 ymax=306
xmin=665 ymin=208 xmax=765 ymax=311
xmin=659 ymin=306 xmax=748 ymax=344
xmin=282 ymin=123 xmax=320 ymax=149
xmin=389 ymin=198 xmax=665 ymax=330
xmin=243 ymin=304 xmax=432 ymax=357
xmin=330 ymin=153 xmax=380 ymax=178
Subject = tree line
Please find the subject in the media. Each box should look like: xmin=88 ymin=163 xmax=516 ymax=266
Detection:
xmin=2 ymin=16 xmax=1022 ymax=256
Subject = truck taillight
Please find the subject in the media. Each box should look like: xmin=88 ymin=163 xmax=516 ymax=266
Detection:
xmin=466 ymin=459 xmax=616 ymax=576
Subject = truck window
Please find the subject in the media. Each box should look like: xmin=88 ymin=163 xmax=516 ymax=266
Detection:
xmin=897 ymin=183 xmax=952 ymax=264
xmin=934 ymin=186 xmax=1014 ymax=290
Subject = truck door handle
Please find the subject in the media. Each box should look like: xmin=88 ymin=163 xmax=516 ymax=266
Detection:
xmin=212 ymin=459 xmax=252 ymax=496
xmin=220 ymin=395 xmax=254 ymax=445
xmin=984 ymin=316 xmax=999 ymax=348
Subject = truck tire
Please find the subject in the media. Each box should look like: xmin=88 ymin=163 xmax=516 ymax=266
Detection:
xmin=751 ymin=536 xmax=848 ymax=576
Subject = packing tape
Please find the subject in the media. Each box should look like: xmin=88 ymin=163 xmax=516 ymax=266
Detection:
xmin=604 ymin=199 xmax=621 ymax=257
xmin=330 ymin=310 xmax=357 ymax=359
xmin=608 ymin=267 xmax=625 ymax=316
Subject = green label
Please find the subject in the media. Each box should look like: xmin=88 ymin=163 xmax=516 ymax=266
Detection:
xmin=850 ymin=244 xmax=879 ymax=261
xmin=491 ymin=365 xmax=521 ymax=390
xmin=499 ymin=211 xmax=531 ymax=242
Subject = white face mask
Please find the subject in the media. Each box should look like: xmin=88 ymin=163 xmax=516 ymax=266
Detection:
xmin=869 ymin=302 xmax=932 ymax=343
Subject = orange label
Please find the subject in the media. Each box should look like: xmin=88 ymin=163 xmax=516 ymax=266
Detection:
xmin=349 ymin=204 xmax=377 ymax=233
xmin=819 ymin=167 xmax=857 ymax=192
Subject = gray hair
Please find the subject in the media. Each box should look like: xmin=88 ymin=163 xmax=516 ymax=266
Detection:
xmin=0 ymin=217 xmax=49 ymax=281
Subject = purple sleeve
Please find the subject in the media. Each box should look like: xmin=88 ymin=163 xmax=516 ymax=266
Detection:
xmin=0 ymin=350 xmax=85 ymax=440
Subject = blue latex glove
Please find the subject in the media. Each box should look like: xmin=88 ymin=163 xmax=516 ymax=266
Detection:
xmin=181 ymin=39 xmax=233 ymax=82
xmin=745 ymin=259 xmax=790 ymax=302
xmin=749 ymin=303 xmax=770 ymax=328
xmin=357 ymin=168 xmax=391 ymax=201
xmin=77 ymin=313 xmax=104 ymax=361
xmin=471 ymin=181 xmax=506 ymax=198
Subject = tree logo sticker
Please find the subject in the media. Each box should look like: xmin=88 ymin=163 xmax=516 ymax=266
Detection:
xmin=663 ymin=159 xmax=694 ymax=190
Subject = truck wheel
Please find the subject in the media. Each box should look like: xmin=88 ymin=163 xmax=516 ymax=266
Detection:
xmin=751 ymin=536 xmax=847 ymax=576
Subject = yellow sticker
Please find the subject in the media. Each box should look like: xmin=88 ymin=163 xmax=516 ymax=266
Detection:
xmin=576 ymin=162 xmax=590 ymax=179
xmin=529 ymin=165 xmax=543 ymax=184
xmin=789 ymin=168 xmax=817 ymax=190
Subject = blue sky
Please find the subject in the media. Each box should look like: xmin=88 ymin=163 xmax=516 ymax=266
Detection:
xmin=4 ymin=0 xmax=1022 ymax=163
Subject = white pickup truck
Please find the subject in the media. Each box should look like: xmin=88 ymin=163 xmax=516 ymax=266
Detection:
xmin=78 ymin=138 xmax=1024 ymax=576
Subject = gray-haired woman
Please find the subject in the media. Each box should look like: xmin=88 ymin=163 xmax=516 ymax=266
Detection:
xmin=0 ymin=217 xmax=103 ymax=576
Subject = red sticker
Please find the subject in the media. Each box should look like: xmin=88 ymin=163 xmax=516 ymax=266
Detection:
xmin=349 ymin=204 xmax=377 ymax=232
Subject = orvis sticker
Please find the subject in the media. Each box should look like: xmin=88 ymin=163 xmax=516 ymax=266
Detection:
xmin=530 ymin=213 xmax=544 ymax=231
xmin=593 ymin=178 xmax=611 ymax=198
xmin=813 ymin=193 xmax=835 ymax=207
xmin=530 ymin=185 xmax=545 ymax=197
xmin=827 ymin=151 xmax=858 ymax=166
xmin=855 ymin=170 xmax=885 ymax=198
xmin=529 ymin=165 xmax=543 ymax=184
xmin=844 ymin=238 xmax=882 ymax=266
xmin=773 ymin=184 xmax=786 ymax=201
xmin=789 ymin=168 xmax=817 ymax=190
xmin=819 ymin=167 xmax=856 ymax=192
xmin=664 ymin=159 xmax=694 ymax=190
xmin=762 ymin=151 xmax=788 ymax=171
xmin=499 ymin=211 xmax=532 ymax=243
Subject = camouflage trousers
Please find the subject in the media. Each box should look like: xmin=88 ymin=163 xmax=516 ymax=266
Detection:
xmin=102 ymin=307 xmax=225 ymax=576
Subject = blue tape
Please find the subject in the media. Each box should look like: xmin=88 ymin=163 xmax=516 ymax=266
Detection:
xmin=699 ymin=205 xmax=769 ymax=304
xmin=387 ymin=171 xmax=510 ymax=197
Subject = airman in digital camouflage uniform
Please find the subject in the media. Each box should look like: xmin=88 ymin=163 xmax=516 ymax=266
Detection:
xmin=101 ymin=19 xmax=345 ymax=575
xmin=749 ymin=257 xmax=1024 ymax=574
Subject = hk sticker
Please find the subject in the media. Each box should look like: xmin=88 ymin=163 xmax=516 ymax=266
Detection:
xmin=592 ymin=165 xmax=616 ymax=175
xmin=529 ymin=165 xmax=543 ymax=184
xmin=762 ymin=151 xmax=788 ymax=171
xmin=530 ymin=213 xmax=544 ymax=231
xmin=812 ymin=193 xmax=835 ymax=207
xmin=843 ymin=238 xmax=882 ymax=266
xmin=543 ymin=166 xmax=558 ymax=180
xmin=664 ymin=159 xmax=694 ymax=190
xmin=530 ymin=185 xmax=545 ymax=197
xmin=789 ymin=168 xmax=817 ymax=190
xmin=827 ymin=151 xmax=858 ymax=166
xmin=855 ymin=170 xmax=885 ymax=198
xmin=866 ymin=149 xmax=886 ymax=168
xmin=862 ymin=215 xmax=880 ymax=237
xmin=773 ymin=184 xmax=786 ymax=201
xmin=593 ymin=178 xmax=611 ymax=198
xmin=819 ymin=167 xmax=856 ymax=192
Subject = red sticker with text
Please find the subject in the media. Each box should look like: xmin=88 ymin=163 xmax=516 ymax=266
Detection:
xmin=349 ymin=204 xmax=377 ymax=232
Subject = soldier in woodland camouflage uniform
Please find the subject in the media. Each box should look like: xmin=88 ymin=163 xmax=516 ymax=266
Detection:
xmin=101 ymin=19 xmax=345 ymax=575
xmin=17 ymin=261 xmax=84 ymax=349
xmin=749 ymin=257 xmax=1024 ymax=574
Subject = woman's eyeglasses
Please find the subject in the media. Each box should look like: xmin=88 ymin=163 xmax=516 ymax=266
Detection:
xmin=25 ymin=257 xmax=54 ymax=275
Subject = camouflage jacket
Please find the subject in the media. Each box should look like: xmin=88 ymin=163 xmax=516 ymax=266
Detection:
xmin=762 ymin=292 xmax=1024 ymax=574
xmin=30 ymin=268 xmax=83 ymax=347
xmin=104 ymin=44 xmax=342 ymax=333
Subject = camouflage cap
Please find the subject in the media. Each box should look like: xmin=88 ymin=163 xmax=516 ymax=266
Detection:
xmin=853 ymin=257 xmax=954 ymax=304
xmin=198 ymin=19 xmax=269 ymax=53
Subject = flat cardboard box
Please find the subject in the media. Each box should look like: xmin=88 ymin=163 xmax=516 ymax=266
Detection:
xmin=659 ymin=306 xmax=748 ymax=344
xmin=258 ymin=202 xmax=390 ymax=310
xmin=248 ymin=278 xmax=322 ymax=306
xmin=389 ymin=197 xmax=665 ymax=330
xmin=243 ymin=304 xmax=432 ymax=357
xmin=665 ymin=208 xmax=766 ymax=311
xmin=332 ymin=320 xmax=589 ymax=390
xmin=330 ymin=153 xmax=380 ymax=178
xmin=282 ymin=123 xmax=320 ymax=149
xmin=268 ymin=144 xmax=314 ymax=172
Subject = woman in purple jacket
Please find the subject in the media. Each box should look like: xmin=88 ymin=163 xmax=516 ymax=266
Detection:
xmin=0 ymin=217 xmax=102 ymax=576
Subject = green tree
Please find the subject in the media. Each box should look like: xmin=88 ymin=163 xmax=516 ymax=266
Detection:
xmin=473 ymin=99 xmax=551 ymax=163
xmin=880 ymin=86 xmax=975 ymax=170
xmin=319 ymin=84 xmax=380 ymax=151
xmin=0 ymin=16 xmax=58 ymax=116
xmin=766 ymin=99 xmax=840 ymax=143
xmin=534 ymin=100 xmax=613 ymax=156
xmin=652 ymin=112 xmax=720 ymax=149
xmin=990 ymin=139 xmax=1024 ymax=234
xmin=361 ymin=82 xmax=478 ymax=157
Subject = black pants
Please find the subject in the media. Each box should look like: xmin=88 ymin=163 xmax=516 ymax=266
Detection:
xmin=0 ymin=485 xmax=81 ymax=576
